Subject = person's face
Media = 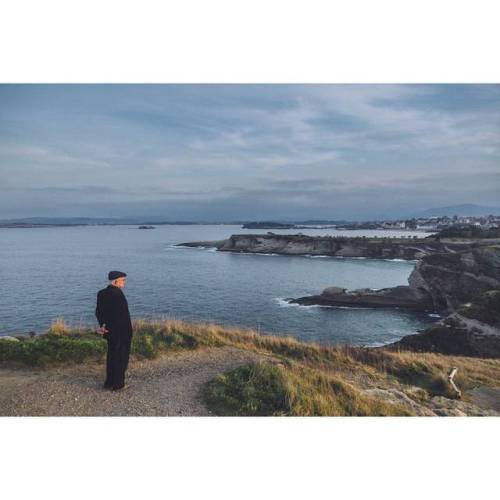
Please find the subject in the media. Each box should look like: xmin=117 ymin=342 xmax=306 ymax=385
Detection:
xmin=112 ymin=277 xmax=126 ymax=288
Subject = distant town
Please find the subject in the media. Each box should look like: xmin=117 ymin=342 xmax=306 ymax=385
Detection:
xmin=242 ymin=214 xmax=500 ymax=232
xmin=336 ymin=214 xmax=500 ymax=232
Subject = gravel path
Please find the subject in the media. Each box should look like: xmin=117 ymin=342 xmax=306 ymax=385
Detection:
xmin=0 ymin=347 xmax=264 ymax=416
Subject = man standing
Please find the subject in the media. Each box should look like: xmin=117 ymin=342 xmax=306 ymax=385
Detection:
xmin=95 ymin=271 xmax=133 ymax=391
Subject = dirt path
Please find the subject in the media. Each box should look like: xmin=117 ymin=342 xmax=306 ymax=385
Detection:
xmin=0 ymin=347 xmax=264 ymax=416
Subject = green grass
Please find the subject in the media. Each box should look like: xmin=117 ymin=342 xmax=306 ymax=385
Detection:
xmin=0 ymin=333 xmax=107 ymax=367
xmin=0 ymin=318 xmax=203 ymax=367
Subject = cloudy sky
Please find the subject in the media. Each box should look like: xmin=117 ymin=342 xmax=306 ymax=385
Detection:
xmin=0 ymin=84 xmax=499 ymax=220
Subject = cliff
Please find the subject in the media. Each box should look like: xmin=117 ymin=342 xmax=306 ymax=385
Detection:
xmin=179 ymin=233 xmax=491 ymax=260
xmin=389 ymin=289 xmax=500 ymax=358
xmin=407 ymin=245 xmax=500 ymax=312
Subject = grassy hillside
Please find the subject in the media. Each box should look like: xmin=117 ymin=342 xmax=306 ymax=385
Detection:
xmin=1 ymin=318 xmax=499 ymax=416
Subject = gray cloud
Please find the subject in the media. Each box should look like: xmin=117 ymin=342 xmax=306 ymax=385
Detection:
xmin=0 ymin=84 xmax=499 ymax=220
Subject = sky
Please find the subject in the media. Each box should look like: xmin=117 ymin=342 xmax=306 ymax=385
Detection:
xmin=0 ymin=84 xmax=499 ymax=221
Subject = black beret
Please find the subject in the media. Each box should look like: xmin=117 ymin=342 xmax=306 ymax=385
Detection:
xmin=108 ymin=270 xmax=127 ymax=280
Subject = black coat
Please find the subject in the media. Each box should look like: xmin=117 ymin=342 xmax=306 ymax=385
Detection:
xmin=95 ymin=285 xmax=133 ymax=341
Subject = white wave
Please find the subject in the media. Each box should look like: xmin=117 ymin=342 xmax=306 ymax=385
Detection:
xmin=236 ymin=251 xmax=281 ymax=257
xmin=169 ymin=244 xmax=219 ymax=251
xmin=273 ymin=298 xmax=373 ymax=311
xmin=328 ymin=305 xmax=371 ymax=310
xmin=362 ymin=337 xmax=402 ymax=348
xmin=428 ymin=313 xmax=441 ymax=318
xmin=273 ymin=298 xmax=324 ymax=309
xmin=274 ymin=298 xmax=300 ymax=308
xmin=168 ymin=244 xmax=205 ymax=249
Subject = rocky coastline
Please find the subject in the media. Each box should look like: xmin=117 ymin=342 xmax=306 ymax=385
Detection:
xmin=291 ymin=244 xmax=500 ymax=312
xmin=177 ymin=233 xmax=500 ymax=357
xmin=292 ymin=245 xmax=500 ymax=357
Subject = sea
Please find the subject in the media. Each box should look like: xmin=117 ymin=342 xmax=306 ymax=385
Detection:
xmin=0 ymin=224 xmax=437 ymax=346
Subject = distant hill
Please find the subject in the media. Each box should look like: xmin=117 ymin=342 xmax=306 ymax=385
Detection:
xmin=413 ymin=204 xmax=500 ymax=218
xmin=0 ymin=217 xmax=216 ymax=226
xmin=0 ymin=217 xmax=123 ymax=225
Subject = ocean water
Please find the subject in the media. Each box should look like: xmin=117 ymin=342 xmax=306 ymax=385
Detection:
xmin=0 ymin=224 xmax=435 ymax=346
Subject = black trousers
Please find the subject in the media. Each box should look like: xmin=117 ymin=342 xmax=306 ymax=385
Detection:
xmin=105 ymin=333 xmax=132 ymax=389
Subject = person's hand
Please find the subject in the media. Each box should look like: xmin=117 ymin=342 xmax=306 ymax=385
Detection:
xmin=96 ymin=324 xmax=109 ymax=336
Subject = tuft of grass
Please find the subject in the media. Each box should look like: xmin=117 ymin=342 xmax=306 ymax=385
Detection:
xmin=47 ymin=317 xmax=72 ymax=336
xmin=130 ymin=320 xmax=200 ymax=359
xmin=204 ymin=361 xmax=413 ymax=416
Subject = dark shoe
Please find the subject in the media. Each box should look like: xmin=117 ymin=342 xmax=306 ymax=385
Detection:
xmin=112 ymin=384 xmax=130 ymax=392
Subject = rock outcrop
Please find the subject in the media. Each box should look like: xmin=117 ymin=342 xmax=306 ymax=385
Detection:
xmin=289 ymin=285 xmax=432 ymax=311
xmin=389 ymin=288 xmax=500 ymax=358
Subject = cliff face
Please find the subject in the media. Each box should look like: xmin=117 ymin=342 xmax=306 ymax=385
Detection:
xmin=408 ymin=246 xmax=500 ymax=313
xmin=217 ymin=234 xmax=476 ymax=260
xmin=391 ymin=248 xmax=500 ymax=357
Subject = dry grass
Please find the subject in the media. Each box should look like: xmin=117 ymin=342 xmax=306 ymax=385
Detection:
xmin=130 ymin=318 xmax=500 ymax=401
xmin=2 ymin=317 xmax=499 ymax=415
xmin=204 ymin=360 xmax=413 ymax=416
xmin=47 ymin=317 xmax=72 ymax=336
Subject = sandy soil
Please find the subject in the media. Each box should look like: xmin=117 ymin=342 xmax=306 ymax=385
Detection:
xmin=0 ymin=347 xmax=264 ymax=416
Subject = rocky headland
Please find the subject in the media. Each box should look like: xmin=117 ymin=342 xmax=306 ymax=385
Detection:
xmin=177 ymin=233 xmax=492 ymax=260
